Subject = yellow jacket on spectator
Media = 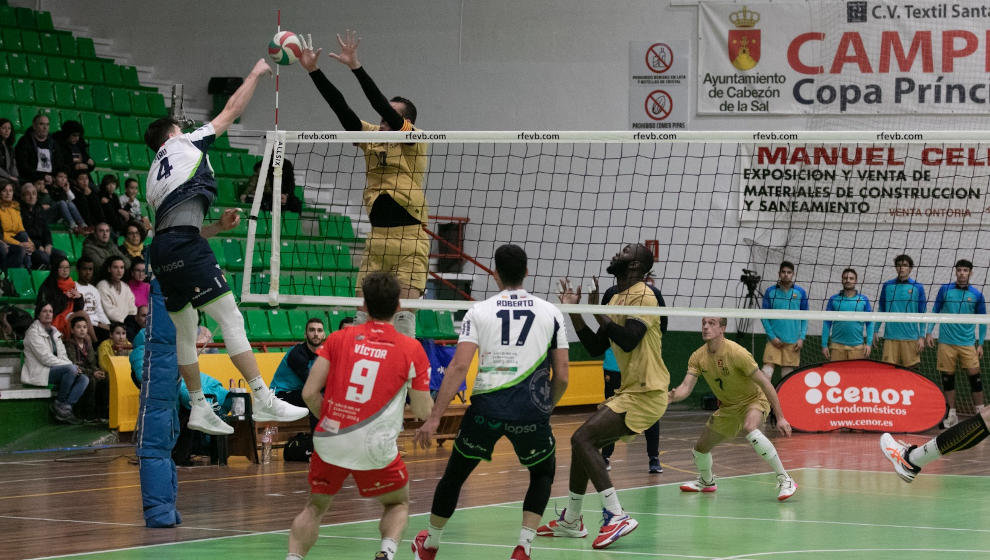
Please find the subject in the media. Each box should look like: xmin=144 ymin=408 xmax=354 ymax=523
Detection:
xmin=0 ymin=200 xmax=24 ymax=244
xmin=98 ymin=339 xmax=131 ymax=374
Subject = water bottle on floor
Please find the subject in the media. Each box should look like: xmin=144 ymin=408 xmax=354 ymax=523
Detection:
xmin=261 ymin=425 xmax=278 ymax=464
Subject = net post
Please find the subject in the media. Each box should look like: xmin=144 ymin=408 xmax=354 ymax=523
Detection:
xmin=268 ymin=131 xmax=287 ymax=307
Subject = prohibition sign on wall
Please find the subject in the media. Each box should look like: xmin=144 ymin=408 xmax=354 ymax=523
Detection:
xmin=645 ymin=90 xmax=673 ymax=121
xmin=645 ymin=43 xmax=673 ymax=74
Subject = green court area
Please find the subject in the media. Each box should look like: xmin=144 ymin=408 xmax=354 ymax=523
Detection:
xmin=42 ymin=468 xmax=990 ymax=559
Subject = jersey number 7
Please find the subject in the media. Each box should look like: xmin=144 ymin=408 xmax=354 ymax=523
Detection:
xmin=496 ymin=309 xmax=535 ymax=346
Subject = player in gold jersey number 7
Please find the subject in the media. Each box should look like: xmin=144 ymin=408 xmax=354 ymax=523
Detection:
xmin=668 ymin=317 xmax=798 ymax=501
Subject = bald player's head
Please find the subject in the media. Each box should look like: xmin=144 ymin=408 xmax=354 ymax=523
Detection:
xmin=607 ymin=243 xmax=654 ymax=278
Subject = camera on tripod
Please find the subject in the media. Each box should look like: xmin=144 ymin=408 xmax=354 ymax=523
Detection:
xmin=740 ymin=269 xmax=762 ymax=293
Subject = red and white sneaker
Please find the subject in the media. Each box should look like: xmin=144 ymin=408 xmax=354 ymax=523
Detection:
xmin=535 ymin=509 xmax=588 ymax=538
xmin=509 ymin=545 xmax=531 ymax=560
xmin=591 ymin=509 xmax=638 ymax=549
xmin=679 ymin=477 xmax=717 ymax=493
xmin=776 ymin=475 xmax=798 ymax=501
xmin=411 ymin=529 xmax=438 ymax=560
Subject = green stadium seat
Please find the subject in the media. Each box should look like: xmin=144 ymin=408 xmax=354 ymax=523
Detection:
xmin=147 ymin=93 xmax=166 ymax=116
xmin=26 ymin=54 xmax=47 ymax=79
xmin=65 ymin=58 xmax=85 ymax=83
xmin=128 ymin=143 xmax=150 ymax=169
xmin=11 ymin=79 xmax=33 ymax=104
xmin=76 ymin=37 xmax=96 ymax=59
xmin=36 ymin=11 xmax=54 ymax=31
xmin=251 ymin=242 xmax=268 ymax=270
xmin=0 ymin=78 xmax=14 ymax=102
xmin=120 ymin=66 xmax=139 ymax=88
xmin=244 ymin=309 xmax=272 ymax=341
xmin=415 ymin=310 xmax=440 ymax=339
xmin=221 ymin=152 xmax=243 ymax=176
xmin=0 ymin=28 xmax=20 ymax=52
xmin=15 ymin=7 xmax=37 ymax=29
xmin=331 ymin=244 xmax=357 ymax=271
xmin=34 ymin=80 xmax=55 ymax=107
xmin=30 ymin=269 xmax=48 ymax=293
xmin=240 ymin=153 xmax=260 ymax=172
xmin=93 ymin=86 xmax=112 ymax=113
xmin=20 ymin=30 xmax=41 ymax=54
xmin=129 ymin=90 xmax=150 ymax=116
xmin=109 ymin=141 xmax=129 ymax=169
xmin=79 ymin=112 xmax=102 ymax=139
xmin=46 ymin=57 xmax=67 ymax=82
xmin=0 ymin=53 xmax=10 ymax=77
xmin=88 ymin=138 xmax=111 ymax=167
xmin=7 ymin=267 xmax=34 ymax=302
xmin=222 ymin=238 xmax=244 ymax=270
xmin=103 ymin=64 xmax=123 ymax=87
xmin=17 ymin=106 xmax=36 ymax=131
xmin=7 ymin=53 xmax=28 ymax=77
xmin=287 ymin=309 xmax=309 ymax=339
xmin=58 ymin=34 xmax=77 ymax=57
xmin=84 ymin=60 xmax=104 ymax=84
xmin=328 ymin=309 xmax=356 ymax=332
xmin=212 ymin=134 xmax=230 ymax=149
xmin=43 ymin=107 xmax=61 ymax=130
xmin=215 ymin=178 xmax=237 ymax=205
xmin=206 ymin=237 xmax=226 ymax=268
xmin=0 ymin=103 xmax=20 ymax=129
xmin=73 ymin=85 xmax=93 ymax=110
xmin=58 ymin=109 xmax=80 ymax=128
xmin=51 ymin=231 xmax=76 ymax=262
xmin=268 ymin=309 xmax=292 ymax=341
xmin=320 ymin=214 xmax=356 ymax=241
xmin=119 ymin=116 xmax=141 ymax=143
xmin=436 ymin=311 xmax=457 ymax=338
xmin=0 ymin=6 xmax=14 ymax=28
xmin=110 ymin=89 xmax=131 ymax=114
xmin=100 ymin=114 xmax=121 ymax=140
xmin=39 ymin=32 xmax=59 ymax=56
xmin=281 ymin=213 xmax=300 ymax=238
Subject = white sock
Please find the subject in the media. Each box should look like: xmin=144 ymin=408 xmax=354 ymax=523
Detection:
xmin=286 ymin=554 xmax=303 ymax=560
xmin=380 ymin=537 xmax=398 ymax=558
xmin=599 ymin=487 xmax=623 ymax=516
xmin=746 ymin=429 xmax=786 ymax=477
xmin=909 ymin=438 xmax=942 ymax=467
xmin=563 ymin=491 xmax=584 ymax=523
xmin=189 ymin=389 xmax=207 ymax=408
xmin=693 ymin=449 xmax=714 ymax=482
xmin=248 ymin=377 xmax=271 ymax=401
xmin=425 ymin=523 xmax=443 ymax=549
xmin=519 ymin=526 xmax=536 ymax=554
xmin=762 ymin=365 xmax=775 ymax=380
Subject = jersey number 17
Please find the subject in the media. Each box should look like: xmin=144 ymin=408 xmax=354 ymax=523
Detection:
xmin=496 ymin=309 xmax=535 ymax=346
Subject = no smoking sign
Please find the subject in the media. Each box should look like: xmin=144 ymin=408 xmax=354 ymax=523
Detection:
xmin=644 ymin=90 xmax=673 ymax=121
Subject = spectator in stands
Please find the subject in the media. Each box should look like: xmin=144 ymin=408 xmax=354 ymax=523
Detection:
xmin=70 ymin=169 xmax=103 ymax=227
xmin=119 ymin=178 xmax=152 ymax=233
xmin=65 ymin=315 xmax=107 ymax=423
xmin=119 ymin=222 xmax=146 ymax=261
xmin=36 ymin=255 xmax=84 ymax=336
xmin=126 ymin=258 xmax=149 ymax=308
xmin=53 ymin=120 xmax=94 ymax=176
xmin=98 ymin=175 xmax=128 ymax=235
xmin=0 ymin=181 xmax=37 ymax=269
xmin=270 ymin=317 xmax=326 ymax=428
xmin=18 ymin=184 xmax=54 ymax=265
xmin=240 ymin=157 xmax=302 ymax=213
xmin=75 ymin=255 xmax=110 ymax=342
xmin=0 ymin=118 xmax=19 ymax=185
xmin=22 ymin=302 xmax=89 ymax=424
xmin=83 ymin=222 xmax=129 ymax=272
xmin=49 ymin=171 xmax=89 ymax=234
xmin=14 ymin=113 xmax=59 ymax=187
xmin=97 ymin=255 xmax=137 ymax=323
xmin=97 ymin=321 xmax=132 ymax=376
xmin=124 ymin=304 xmax=147 ymax=341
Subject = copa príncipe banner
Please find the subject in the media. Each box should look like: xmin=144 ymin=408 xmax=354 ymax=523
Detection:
xmin=699 ymin=0 xmax=990 ymax=115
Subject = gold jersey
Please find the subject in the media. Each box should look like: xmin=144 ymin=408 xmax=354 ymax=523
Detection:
xmin=687 ymin=338 xmax=764 ymax=407
xmin=607 ymin=282 xmax=669 ymax=393
xmin=357 ymin=120 xmax=429 ymax=223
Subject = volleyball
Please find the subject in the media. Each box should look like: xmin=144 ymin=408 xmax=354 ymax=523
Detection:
xmin=268 ymin=31 xmax=302 ymax=65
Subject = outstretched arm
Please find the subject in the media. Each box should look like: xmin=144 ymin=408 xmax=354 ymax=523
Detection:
xmin=211 ymin=59 xmax=272 ymax=136
xmin=328 ymin=30 xmax=406 ymax=130
xmin=298 ymin=34 xmax=362 ymax=131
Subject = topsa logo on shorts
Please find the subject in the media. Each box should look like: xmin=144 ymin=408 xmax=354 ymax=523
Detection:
xmin=505 ymin=423 xmax=539 ymax=434
xmin=160 ymin=260 xmax=185 ymax=273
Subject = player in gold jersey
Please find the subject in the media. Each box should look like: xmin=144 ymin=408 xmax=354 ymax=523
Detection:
xmin=669 ymin=317 xmax=797 ymax=501
xmin=298 ymin=31 xmax=428 ymax=337
xmin=537 ymin=243 xmax=669 ymax=550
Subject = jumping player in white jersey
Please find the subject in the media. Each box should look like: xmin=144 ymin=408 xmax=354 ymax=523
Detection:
xmin=286 ymin=272 xmax=433 ymax=560
xmin=412 ymin=244 xmax=570 ymax=560
xmin=143 ymin=58 xmax=307 ymax=435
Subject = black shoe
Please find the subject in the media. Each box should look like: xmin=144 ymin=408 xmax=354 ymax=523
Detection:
xmin=374 ymin=552 xmax=389 ymax=559
xmin=649 ymin=457 xmax=663 ymax=473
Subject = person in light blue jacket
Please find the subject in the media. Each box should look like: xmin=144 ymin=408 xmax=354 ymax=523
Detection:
xmin=877 ymin=254 xmax=927 ymax=368
xmin=822 ymin=268 xmax=874 ymax=361
xmin=760 ymin=261 xmax=808 ymax=381
xmin=925 ymin=259 xmax=986 ymax=428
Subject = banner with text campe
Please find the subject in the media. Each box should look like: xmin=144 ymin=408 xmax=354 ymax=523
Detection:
xmin=776 ymin=360 xmax=945 ymax=433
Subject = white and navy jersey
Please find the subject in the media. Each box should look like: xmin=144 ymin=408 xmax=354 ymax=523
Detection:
xmin=146 ymin=123 xmax=218 ymax=222
xmin=459 ymin=289 xmax=568 ymax=421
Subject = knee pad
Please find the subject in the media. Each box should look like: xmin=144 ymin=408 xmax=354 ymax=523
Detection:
xmin=200 ymin=294 xmax=251 ymax=356
xmin=393 ymin=310 xmax=416 ymax=338
xmin=969 ymin=374 xmax=983 ymax=394
xmin=941 ymin=373 xmax=956 ymax=391
xmin=523 ymin=456 xmax=556 ymax=515
xmin=168 ymin=305 xmax=200 ymax=365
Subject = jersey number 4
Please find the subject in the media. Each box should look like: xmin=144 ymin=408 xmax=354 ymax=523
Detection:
xmin=156 ymin=157 xmax=173 ymax=180
xmin=345 ymin=359 xmax=380 ymax=404
xmin=496 ymin=309 xmax=535 ymax=346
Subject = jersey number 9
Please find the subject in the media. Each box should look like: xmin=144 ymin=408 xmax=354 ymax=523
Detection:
xmin=345 ymin=359 xmax=380 ymax=404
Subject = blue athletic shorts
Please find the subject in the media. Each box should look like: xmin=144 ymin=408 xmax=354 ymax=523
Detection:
xmin=149 ymin=226 xmax=230 ymax=313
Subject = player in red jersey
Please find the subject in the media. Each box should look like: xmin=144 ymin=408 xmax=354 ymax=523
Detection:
xmin=286 ymin=272 xmax=433 ymax=560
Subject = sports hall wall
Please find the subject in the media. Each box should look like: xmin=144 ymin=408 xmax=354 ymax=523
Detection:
xmin=26 ymin=0 xmax=990 ymax=335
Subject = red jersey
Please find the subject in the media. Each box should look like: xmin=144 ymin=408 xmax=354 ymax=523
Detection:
xmin=312 ymin=321 xmax=429 ymax=469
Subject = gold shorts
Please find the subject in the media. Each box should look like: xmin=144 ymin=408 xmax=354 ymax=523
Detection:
xmin=707 ymin=398 xmax=771 ymax=439
xmin=937 ymin=342 xmax=980 ymax=372
xmin=881 ymin=339 xmax=921 ymax=368
xmin=357 ymin=224 xmax=430 ymax=293
xmin=828 ymin=343 xmax=868 ymax=361
xmin=603 ymin=390 xmax=668 ymax=434
xmin=763 ymin=341 xmax=801 ymax=367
